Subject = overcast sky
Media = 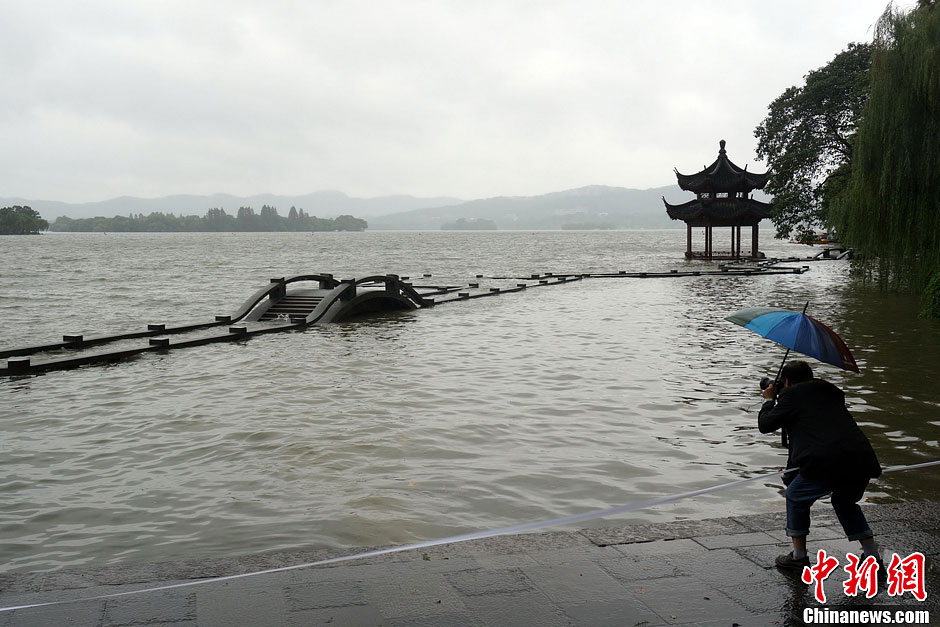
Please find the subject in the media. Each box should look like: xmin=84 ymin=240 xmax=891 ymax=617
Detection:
xmin=2 ymin=1 xmax=896 ymax=203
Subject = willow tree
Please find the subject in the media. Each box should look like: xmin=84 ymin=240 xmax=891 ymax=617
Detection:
xmin=831 ymin=1 xmax=940 ymax=315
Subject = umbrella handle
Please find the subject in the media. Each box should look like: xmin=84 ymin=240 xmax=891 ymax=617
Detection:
xmin=773 ymin=347 xmax=791 ymax=388
xmin=773 ymin=335 xmax=797 ymax=450
xmin=773 ymin=347 xmax=791 ymax=449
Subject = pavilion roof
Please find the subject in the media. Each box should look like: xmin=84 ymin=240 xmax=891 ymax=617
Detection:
xmin=663 ymin=196 xmax=773 ymax=225
xmin=674 ymin=140 xmax=769 ymax=193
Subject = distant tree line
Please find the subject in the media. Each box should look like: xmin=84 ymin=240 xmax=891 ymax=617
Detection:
xmin=0 ymin=206 xmax=48 ymax=234
xmin=49 ymin=206 xmax=368 ymax=232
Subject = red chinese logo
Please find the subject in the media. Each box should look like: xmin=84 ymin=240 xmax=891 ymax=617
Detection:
xmin=801 ymin=551 xmax=927 ymax=603
xmin=843 ymin=554 xmax=879 ymax=599
xmin=885 ymin=552 xmax=927 ymax=601
xmin=802 ymin=549 xmax=840 ymax=603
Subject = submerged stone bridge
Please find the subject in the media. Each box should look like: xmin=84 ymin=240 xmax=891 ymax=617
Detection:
xmin=0 ymin=257 xmax=833 ymax=377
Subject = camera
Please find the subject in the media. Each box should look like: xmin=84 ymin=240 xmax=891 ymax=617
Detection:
xmin=759 ymin=377 xmax=774 ymax=390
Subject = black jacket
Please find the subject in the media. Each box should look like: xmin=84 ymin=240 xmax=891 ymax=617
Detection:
xmin=758 ymin=379 xmax=881 ymax=482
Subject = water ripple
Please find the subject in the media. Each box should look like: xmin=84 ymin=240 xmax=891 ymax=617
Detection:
xmin=1 ymin=232 xmax=939 ymax=572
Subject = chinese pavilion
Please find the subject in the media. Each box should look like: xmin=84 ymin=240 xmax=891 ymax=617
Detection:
xmin=663 ymin=140 xmax=773 ymax=260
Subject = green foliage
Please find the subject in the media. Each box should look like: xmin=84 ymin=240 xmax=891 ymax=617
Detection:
xmin=0 ymin=206 xmax=49 ymax=234
xmin=754 ymin=43 xmax=872 ymax=239
xmin=830 ymin=3 xmax=940 ymax=313
xmin=48 ymin=206 xmax=367 ymax=232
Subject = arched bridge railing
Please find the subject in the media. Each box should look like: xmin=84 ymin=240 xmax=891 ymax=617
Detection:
xmin=350 ymin=275 xmax=434 ymax=308
xmin=0 ymin=273 xmax=343 ymax=359
xmin=295 ymin=274 xmax=433 ymax=325
xmin=234 ymin=274 xmax=340 ymax=323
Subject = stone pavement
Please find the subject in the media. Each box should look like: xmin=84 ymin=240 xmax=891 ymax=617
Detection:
xmin=1 ymin=502 xmax=938 ymax=626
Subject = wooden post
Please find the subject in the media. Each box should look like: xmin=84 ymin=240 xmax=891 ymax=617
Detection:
xmin=737 ymin=226 xmax=742 ymax=259
xmin=686 ymin=224 xmax=692 ymax=257
xmin=751 ymin=224 xmax=759 ymax=258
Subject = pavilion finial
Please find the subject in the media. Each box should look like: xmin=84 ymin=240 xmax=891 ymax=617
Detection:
xmin=719 ymin=139 xmax=726 ymax=154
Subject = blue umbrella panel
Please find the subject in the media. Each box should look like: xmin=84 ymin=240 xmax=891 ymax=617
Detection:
xmin=726 ymin=306 xmax=859 ymax=373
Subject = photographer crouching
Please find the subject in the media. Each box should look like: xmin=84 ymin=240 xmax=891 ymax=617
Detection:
xmin=758 ymin=360 xmax=883 ymax=569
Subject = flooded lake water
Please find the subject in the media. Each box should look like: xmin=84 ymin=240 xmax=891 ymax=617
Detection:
xmin=1 ymin=230 xmax=938 ymax=573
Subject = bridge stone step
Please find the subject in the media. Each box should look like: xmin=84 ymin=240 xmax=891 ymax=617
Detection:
xmin=259 ymin=295 xmax=324 ymax=321
xmin=267 ymin=303 xmax=321 ymax=310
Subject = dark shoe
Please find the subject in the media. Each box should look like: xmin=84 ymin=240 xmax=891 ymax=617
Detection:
xmin=775 ymin=551 xmax=810 ymax=570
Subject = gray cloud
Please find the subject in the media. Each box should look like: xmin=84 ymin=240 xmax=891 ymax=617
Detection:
xmin=1 ymin=0 xmax=889 ymax=202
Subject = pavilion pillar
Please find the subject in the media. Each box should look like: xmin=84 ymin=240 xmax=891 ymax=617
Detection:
xmin=686 ymin=224 xmax=692 ymax=257
xmin=736 ymin=226 xmax=742 ymax=259
xmin=730 ymin=228 xmax=736 ymax=259
xmin=751 ymin=224 xmax=759 ymax=258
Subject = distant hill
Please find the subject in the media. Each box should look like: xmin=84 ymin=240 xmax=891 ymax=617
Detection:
xmin=4 ymin=185 xmax=769 ymax=230
xmin=0 ymin=191 xmax=464 ymax=221
xmin=367 ymin=185 xmax=692 ymax=230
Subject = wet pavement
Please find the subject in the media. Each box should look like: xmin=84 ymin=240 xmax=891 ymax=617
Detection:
xmin=1 ymin=502 xmax=937 ymax=626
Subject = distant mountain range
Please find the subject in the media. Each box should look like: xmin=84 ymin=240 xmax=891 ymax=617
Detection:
xmin=4 ymin=185 xmax=764 ymax=230
xmin=368 ymin=185 xmax=690 ymax=230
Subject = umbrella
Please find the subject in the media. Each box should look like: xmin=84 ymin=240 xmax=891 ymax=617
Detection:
xmin=725 ymin=305 xmax=859 ymax=375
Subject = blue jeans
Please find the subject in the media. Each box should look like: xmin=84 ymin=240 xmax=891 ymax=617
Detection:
xmin=785 ymin=473 xmax=873 ymax=541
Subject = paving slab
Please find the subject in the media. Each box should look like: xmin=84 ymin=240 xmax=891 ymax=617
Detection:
xmin=369 ymin=573 xmax=470 ymax=620
xmin=664 ymin=547 xmax=777 ymax=587
xmin=444 ymin=568 xmax=534 ymax=597
xmin=560 ymin=598 xmax=661 ymax=627
xmin=197 ymin=585 xmax=289 ymax=627
xmin=101 ymin=589 xmax=196 ymax=626
xmin=0 ymin=502 xmax=937 ymax=626
xmin=285 ymin=579 xmax=368 ymax=611
xmin=521 ymin=559 xmax=628 ymax=604
xmin=622 ymin=575 xmax=744 ymax=624
xmin=692 ymin=530 xmax=779 ymax=549
xmin=581 ymin=517 xmax=749 ymax=546
xmin=460 ymin=589 xmax=571 ymax=627
xmin=598 ymin=553 xmax=685 ymax=582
